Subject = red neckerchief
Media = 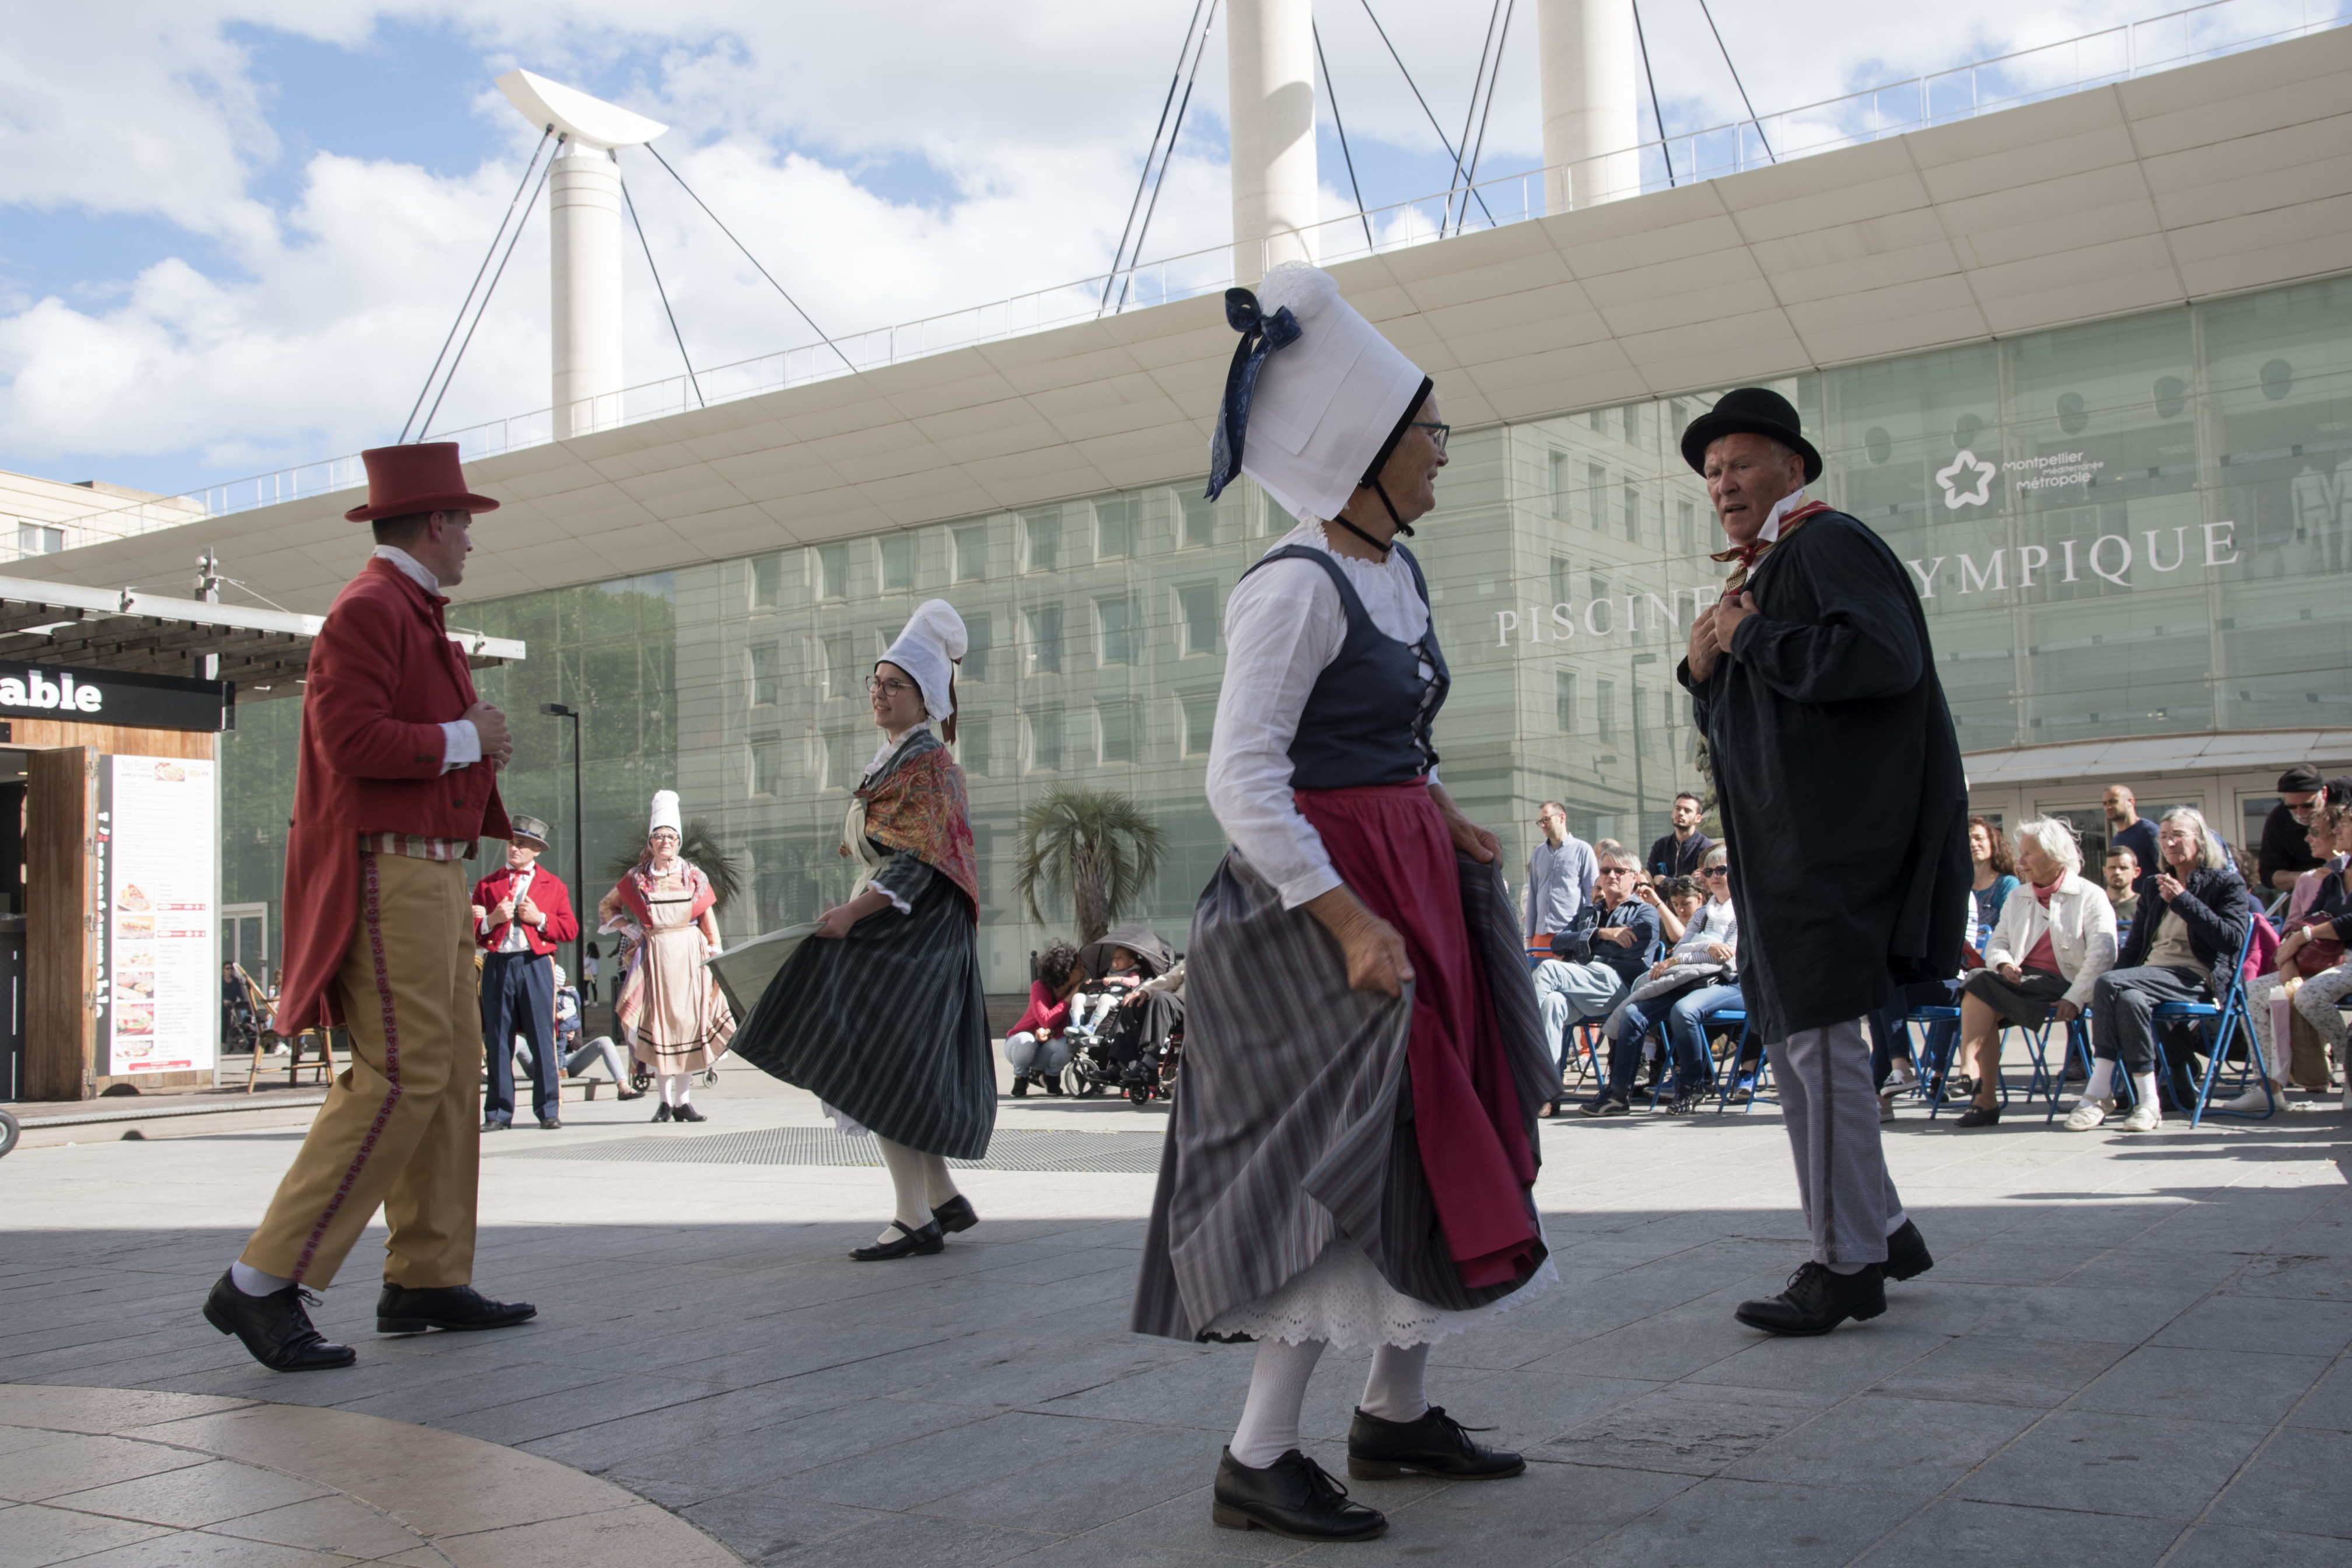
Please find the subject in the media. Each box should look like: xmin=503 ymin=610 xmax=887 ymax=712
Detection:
xmin=1710 ymin=499 xmax=1831 ymax=594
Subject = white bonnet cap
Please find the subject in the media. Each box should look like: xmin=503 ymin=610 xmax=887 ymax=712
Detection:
xmin=1206 ymin=262 xmax=1428 ymax=524
xmin=880 ymin=598 xmax=967 ymax=723
xmin=648 ymin=789 xmax=681 ymax=836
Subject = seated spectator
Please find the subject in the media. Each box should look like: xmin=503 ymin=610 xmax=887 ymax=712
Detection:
xmin=1647 ymin=792 xmax=1716 ymax=880
xmin=1587 ymin=846 xmax=1740 ymax=1117
xmin=1005 ymin=940 xmax=1083 ymax=1097
xmin=1070 ymin=945 xmax=1144 ymax=1032
xmin=2070 ymin=807 xmax=2253 ymax=1132
xmin=2104 ymin=845 xmax=2142 ymax=943
xmin=2243 ymin=803 xmax=2352 ymax=1111
xmin=1532 ymin=849 xmax=1660 ymax=1115
xmin=1947 ymin=819 xmax=2118 ymax=1128
xmin=2258 ymin=765 xmax=2328 ymax=894
xmin=2283 ymin=813 xmax=2343 ymax=925
xmin=1967 ymin=816 xmax=2020 ymax=957
xmin=1634 ymin=874 xmax=1701 ymax=942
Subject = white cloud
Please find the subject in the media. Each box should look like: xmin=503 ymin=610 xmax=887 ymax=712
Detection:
xmin=0 ymin=0 xmax=2318 ymax=490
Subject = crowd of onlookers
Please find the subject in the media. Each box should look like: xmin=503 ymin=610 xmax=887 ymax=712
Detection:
xmin=1523 ymin=767 xmax=2352 ymax=1131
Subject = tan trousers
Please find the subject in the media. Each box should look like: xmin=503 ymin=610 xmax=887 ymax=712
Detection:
xmin=242 ymin=852 xmax=483 ymax=1289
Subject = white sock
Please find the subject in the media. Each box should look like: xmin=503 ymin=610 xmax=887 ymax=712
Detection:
xmin=660 ymin=1073 xmax=691 ymax=1107
xmin=2083 ymin=1059 xmax=2116 ymax=1101
xmin=1826 ymin=1261 xmax=1870 ymax=1275
xmin=2131 ymin=1072 xmax=2160 ymax=1110
xmin=230 ymin=1261 xmax=293 ymax=1297
xmin=1884 ymin=1210 xmax=1909 ymax=1236
xmin=873 ymin=1136 xmax=935 ymax=1241
xmin=920 ymin=1152 xmax=960 ymax=1209
xmin=1230 ymin=1338 xmax=1325 ymax=1469
xmin=1359 ymin=1343 xmax=1430 ymax=1423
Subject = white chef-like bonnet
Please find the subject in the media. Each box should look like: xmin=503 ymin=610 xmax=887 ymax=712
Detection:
xmin=648 ymin=789 xmax=682 ymax=836
xmin=1204 ymin=261 xmax=1431 ymax=526
xmin=879 ymin=598 xmax=967 ymax=739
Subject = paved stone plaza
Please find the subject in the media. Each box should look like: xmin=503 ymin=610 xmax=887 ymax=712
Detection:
xmin=4 ymin=1066 xmax=2349 ymax=1566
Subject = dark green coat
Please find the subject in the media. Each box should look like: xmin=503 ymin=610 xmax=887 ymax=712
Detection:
xmin=1678 ymin=510 xmax=1971 ymax=1041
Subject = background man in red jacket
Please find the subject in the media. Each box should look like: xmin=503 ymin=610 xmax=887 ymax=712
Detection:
xmin=204 ymin=443 xmax=539 ymax=1373
xmin=473 ymin=814 xmax=579 ymax=1131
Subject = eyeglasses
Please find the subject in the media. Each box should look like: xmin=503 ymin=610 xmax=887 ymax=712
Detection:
xmin=1596 ymin=866 xmax=1635 ymax=877
xmin=1702 ymin=866 xmax=1729 ymax=878
xmin=865 ymin=676 xmax=917 ymax=699
xmin=1410 ymin=421 xmax=1451 ymax=453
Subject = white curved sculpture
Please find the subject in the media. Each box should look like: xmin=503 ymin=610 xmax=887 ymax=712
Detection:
xmin=496 ymin=69 xmax=667 ymax=152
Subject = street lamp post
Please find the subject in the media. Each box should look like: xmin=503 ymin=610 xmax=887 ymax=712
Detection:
xmin=540 ymin=703 xmax=586 ymax=995
xmin=1630 ymin=652 xmax=1658 ymax=860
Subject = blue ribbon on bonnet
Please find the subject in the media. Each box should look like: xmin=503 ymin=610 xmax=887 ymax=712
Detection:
xmin=1204 ymin=287 xmax=1301 ymax=502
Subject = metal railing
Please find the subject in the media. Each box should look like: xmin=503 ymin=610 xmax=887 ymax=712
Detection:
xmin=30 ymin=0 xmax=2347 ymax=558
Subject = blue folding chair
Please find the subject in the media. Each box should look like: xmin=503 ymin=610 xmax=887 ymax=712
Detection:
xmin=2152 ymin=916 xmax=2268 ymax=1128
xmin=2031 ymin=1015 xmax=2095 ymax=1122
xmin=1910 ymin=1003 xmax=1964 ymax=1119
xmin=1706 ymin=1007 xmax=1770 ymax=1112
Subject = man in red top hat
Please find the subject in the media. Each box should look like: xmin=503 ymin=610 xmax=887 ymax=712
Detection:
xmin=204 ymin=442 xmax=540 ymax=1372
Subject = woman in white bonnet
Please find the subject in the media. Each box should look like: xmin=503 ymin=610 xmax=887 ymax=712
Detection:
xmin=598 ymin=792 xmax=732 ymax=1122
xmin=730 ymin=600 xmax=995 ymax=1260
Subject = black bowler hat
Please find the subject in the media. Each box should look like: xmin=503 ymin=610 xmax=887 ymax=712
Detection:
xmin=1679 ymin=387 xmax=1822 ymax=483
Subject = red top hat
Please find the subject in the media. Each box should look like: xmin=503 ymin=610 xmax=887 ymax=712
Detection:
xmin=343 ymin=442 xmax=502 ymax=523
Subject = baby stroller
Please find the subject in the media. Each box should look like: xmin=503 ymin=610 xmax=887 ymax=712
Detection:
xmin=1062 ymin=924 xmax=1181 ymax=1107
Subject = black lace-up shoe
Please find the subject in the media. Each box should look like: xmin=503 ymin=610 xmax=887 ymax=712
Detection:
xmin=203 ymin=1271 xmax=356 ymax=1372
xmin=1347 ymin=1405 xmax=1525 ymax=1480
xmin=1884 ymin=1219 xmax=1934 ymax=1282
xmin=376 ymin=1283 xmax=536 ymax=1334
xmin=1734 ymin=1262 xmax=1886 ymax=1336
xmin=1212 ymin=1448 xmax=1387 ymax=1541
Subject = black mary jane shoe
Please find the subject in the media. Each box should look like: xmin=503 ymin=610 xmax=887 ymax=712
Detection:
xmin=203 ymin=1271 xmax=356 ymax=1372
xmin=1734 ymin=1261 xmax=1886 ymax=1336
xmin=650 ymin=1102 xmax=672 ymax=1123
xmin=377 ymin=1282 xmax=537 ymax=1335
xmin=850 ymin=1219 xmax=945 ymax=1262
xmin=1953 ymin=1102 xmax=2001 ymax=1129
xmin=932 ymin=1195 xmax=979 ymax=1234
xmin=1212 ymin=1448 xmax=1387 ymax=1542
xmin=1347 ymin=1405 xmax=1525 ymax=1481
xmin=1885 ymin=1219 xmax=1935 ymax=1283
xmin=672 ymin=1103 xmax=707 ymax=1123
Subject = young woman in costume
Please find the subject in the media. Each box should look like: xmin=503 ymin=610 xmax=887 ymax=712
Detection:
xmin=1131 ymin=264 xmax=1556 ymax=1544
xmin=730 ymin=601 xmax=993 ymax=1259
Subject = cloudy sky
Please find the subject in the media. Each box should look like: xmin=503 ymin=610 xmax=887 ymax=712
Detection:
xmin=0 ymin=0 xmax=2321 ymax=501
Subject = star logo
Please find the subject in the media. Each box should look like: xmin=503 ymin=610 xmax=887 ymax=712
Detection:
xmin=1936 ymin=449 xmax=1997 ymax=509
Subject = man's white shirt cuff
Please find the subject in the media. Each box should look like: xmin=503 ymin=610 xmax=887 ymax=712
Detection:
xmin=441 ymin=719 xmax=481 ymax=774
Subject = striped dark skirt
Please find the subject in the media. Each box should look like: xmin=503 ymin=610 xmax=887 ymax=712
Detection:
xmin=1130 ymin=836 xmax=1556 ymax=1343
xmin=728 ymin=871 xmax=995 ymax=1160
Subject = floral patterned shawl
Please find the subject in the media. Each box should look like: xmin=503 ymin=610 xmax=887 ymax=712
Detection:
xmin=859 ymin=729 xmax=980 ymax=912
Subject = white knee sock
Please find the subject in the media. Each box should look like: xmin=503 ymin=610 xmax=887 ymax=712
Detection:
xmin=229 ymin=1261 xmax=293 ymax=1297
xmin=919 ymin=1152 xmax=960 ymax=1208
xmin=2131 ymin=1072 xmax=2160 ymax=1110
xmin=2083 ymin=1059 xmax=2116 ymax=1101
xmin=672 ymin=1072 xmax=692 ymax=1107
xmin=1359 ymin=1343 xmax=1430 ymax=1423
xmin=1884 ymin=1209 xmax=1909 ymax=1236
xmin=1230 ymin=1338 xmax=1326 ymax=1469
xmin=658 ymin=1073 xmax=687 ymax=1107
xmin=873 ymin=1136 xmax=935 ymax=1240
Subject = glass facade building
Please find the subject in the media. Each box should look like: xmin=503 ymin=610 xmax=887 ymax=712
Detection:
xmin=220 ymin=272 xmax=2352 ymax=990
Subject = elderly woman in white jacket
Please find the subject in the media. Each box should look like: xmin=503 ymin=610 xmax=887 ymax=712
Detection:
xmin=1947 ymin=817 xmax=2118 ymax=1128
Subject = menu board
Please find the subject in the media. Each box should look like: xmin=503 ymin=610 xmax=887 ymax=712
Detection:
xmin=96 ymin=754 xmax=219 ymax=1076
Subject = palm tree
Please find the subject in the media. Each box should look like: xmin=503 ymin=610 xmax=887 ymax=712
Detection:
xmin=1014 ymin=786 xmax=1164 ymax=944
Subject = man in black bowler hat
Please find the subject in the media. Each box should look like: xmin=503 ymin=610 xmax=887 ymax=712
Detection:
xmin=1676 ymin=388 xmax=1971 ymax=1336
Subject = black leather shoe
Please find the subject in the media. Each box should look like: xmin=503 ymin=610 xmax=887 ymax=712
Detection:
xmin=1212 ymin=1448 xmax=1386 ymax=1541
xmin=1581 ymin=1097 xmax=1629 ymax=1118
xmin=377 ymin=1282 xmax=537 ymax=1334
xmin=1954 ymin=1103 xmax=2001 ymax=1128
xmin=932 ymin=1195 xmax=979 ymax=1234
xmin=538 ymin=1117 xmax=562 ymax=1130
xmin=850 ymin=1219 xmax=944 ymax=1261
xmin=1009 ymin=1075 xmax=1028 ymax=1097
xmin=651 ymin=1102 xmax=672 ymax=1122
xmin=673 ymin=1103 xmax=706 ymax=1123
xmin=204 ymin=1272 xmax=356 ymax=1372
xmin=480 ymin=1119 xmax=509 ymax=1132
xmin=1734 ymin=1262 xmax=1886 ymax=1336
xmin=1347 ymin=1405 xmax=1524 ymax=1480
xmin=616 ymin=1088 xmax=644 ymax=1101
xmin=1884 ymin=1219 xmax=1934 ymax=1282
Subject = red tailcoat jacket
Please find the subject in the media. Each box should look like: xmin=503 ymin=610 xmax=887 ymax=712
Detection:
xmin=271 ymin=558 xmax=510 ymax=1034
xmin=470 ymin=864 xmax=579 ymax=958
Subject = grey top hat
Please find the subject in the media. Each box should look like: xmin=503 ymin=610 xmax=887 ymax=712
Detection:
xmin=509 ymin=814 xmax=554 ymax=850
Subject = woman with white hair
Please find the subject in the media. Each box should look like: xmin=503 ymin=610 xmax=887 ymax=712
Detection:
xmin=2070 ymin=807 xmax=2253 ymax=1132
xmin=1946 ymin=818 xmax=2117 ymax=1128
xmin=731 ymin=600 xmax=993 ymax=1261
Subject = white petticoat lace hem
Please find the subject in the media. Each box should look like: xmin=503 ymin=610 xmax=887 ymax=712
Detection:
xmin=1202 ymin=1231 xmax=1560 ymax=1350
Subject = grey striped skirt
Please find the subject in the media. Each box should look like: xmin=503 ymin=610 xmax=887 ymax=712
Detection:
xmin=1130 ymin=847 xmax=1556 ymax=1342
xmin=729 ymin=866 xmax=995 ymax=1161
